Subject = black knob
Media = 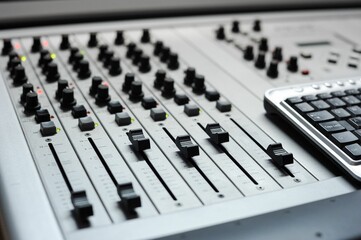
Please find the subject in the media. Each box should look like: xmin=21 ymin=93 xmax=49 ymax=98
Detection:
xmin=132 ymin=48 xmax=143 ymax=65
xmin=38 ymin=49 xmax=50 ymax=67
xmin=88 ymin=32 xmax=98 ymax=48
xmin=68 ymin=47 xmax=79 ymax=64
xmin=24 ymin=92 xmax=41 ymax=113
xmin=96 ymin=84 xmax=111 ymax=105
xmin=89 ymin=76 xmax=103 ymax=96
xmin=161 ymin=77 xmax=176 ymax=98
xmin=60 ymin=34 xmax=70 ymax=50
xmin=7 ymin=52 xmax=19 ymax=70
xmin=259 ymin=37 xmax=268 ymax=52
xmin=122 ymin=73 xmax=135 ymax=92
xmin=184 ymin=67 xmax=196 ymax=86
xmin=61 ymin=88 xmax=76 ymax=109
xmin=109 ymin=57 xmax=122 ymax=76
xmin=216 ymin=26 xmax=225 ymax=40
xmin=267 ymin=60 xmax=278 ymax=79
xmin=97 ymin=44 xmax=108 ymax=61
xmin=141 ymin=29 xmax=151 ymax=43
xmin=46 ymin=62 xmax=60 ymax=82
xmin=72 ymin=52 xmax=84 ymax=71
xmin=21 ymin=83 xmax=34 ymax=103
xmin=114 ymin=31 xmax=124 ymax=45
xmin=273 ymin=47 xmax=283 ymax=61
xmin=56 ymin=79 xmax=68 ymax=100
xmin=126 ymin=42 xmax=136 ymax=58
xmin=231 ymin=20 xmax=240 ymax=33
xmin=10 ymin=58 xmax=21 ymax=76
xmin=102 ymin=50 xmax=114 ymax=68
xmin=160 ymin=46 xmax=170 ymax=63
xmin=244 ymin=45 xmax=254 ymax=61
xmin=41 ymin=55 xmax=53 ymax=74
xmin=253 ymin=19 xmax=261 ymax=32
xmin=192 ymin=74 xmax=206 ymax=94
xmin=2 ymin=39 xmax=13 ymax=56
xmin=153 ymin=41 xmax=163 ymax=56
xmin=255 ymin=52 xmax=266 ymax=69
xmin=154 ymin=70 xmax=166 ymax=89
xmin=167 ymin=52 xmax=179 ymax=70
xmin=288 ymin=56 xmax=298 ymax=72
xmin=139 ymin=55 xmax=151 ymax=73
xmin=13 ymin=65 xmax=28 ymax=86
xmin=78 ymin=60 xmax=91 ymax=79
xmin=129 ymin=81 xmax=144 ymax=101
xmin=31 ymin=37 xmax=42 ymax=53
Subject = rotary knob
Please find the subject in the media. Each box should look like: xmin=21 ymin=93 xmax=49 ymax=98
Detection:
xmin=2 ymin=39 xmax=13 ymax=56
xmin=114 ymin=30 xmax=124 ymax=45
xmin=38 ymin=49 xmax=50 ymax=67
xmin=273 ymin=47 xmax=283 ymax=61
xmin=216 ymin=26 xmax=225 ymax=40
xmin=56 ymin=80 xmax=68 ymax=100
xmin=244 ymin=45 xmax=254 ymax=61
xmin=126 ymin=42 xmax=136 ymax=58
xmin=122 ymin=73 xmax=135 ymax=92
xmin=259 ymin=37 xmax=268 ymax=52
xmin=46 ymin=63 xmax=60 ymax=82
xmin=192 ymin=74 xmax=206 ymax=94
xmin=129 ymin=81 xmax=144 ymax=102
xmin=10 ymin=58 xmax=21 ymax=77
xmin=31 ymin=36 xmax=42 ymax=53
xmin=132 ymin=48 xmax=143 ymax=65
xmin=184 ymin=67 xmax=196 ymax=86
xmin=60 ymin=88 xmax=77 ymax=109
xmin=96 ymin=84 xmax=111 ymax=105
xmin=161 ymin=77 xmax=176 ymax=98
xmin=231 ymin=20 xmax=240 ymax=33
xmin=68 ymin=47 xmax=79 ymax=64
xmin=7 ymin=51 xmax=18 ymax=70
xmin=153 ymin=41 xmax=163 ymax=56
xmin=21 ymin=83 xmax=34 ymax=103
xmin=41 ymin=55 xmax=53 ymax=74
xmin=77 ymin=60 xmax=91 ymax=79
xmin=102 ymin=50 xmax=114 ymax=68
xmin=287 ymin=56 xmax=298 ymax=72
xmin=141 ymin=29 xmax=151 ymax=43
xmin=72 ymin=52 xmax=84 ymax=71
xmin=88 ymin=32 xmax=98 ymax=48
xmin=89 ymin=76 xmax=103 ymax=96
xmin=109 ymin=57 xmax=122 ymax=76
xmin=160 ymin=46 xmax=170 ymax=63
xmin=167 ymin=52 xmax=179 ymax=70
xmin=255 ymin=52 xmax=266 ymax=69
xmin=154 ymin=70 xmax=166 ymax=89
xmin=24 ymin=92 xmax=41 ymax=113
xmin=253 ymin=19 xmax=261 ymax=32
xmin=60 ymin=34 xmax=70 ymax=50
xmin=139 ymin=55 xmax=151 ymax=73
xmin=267 ymin=60 xmax=279 ymax=79
xmin=13 ymin=65 xmax=28 ymax=86
xmin=97 ymin=44 xmax=108 ymax=61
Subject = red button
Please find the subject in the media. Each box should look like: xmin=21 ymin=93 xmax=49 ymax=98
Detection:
xmin=301 ymin=69 xmax=310 ymax=75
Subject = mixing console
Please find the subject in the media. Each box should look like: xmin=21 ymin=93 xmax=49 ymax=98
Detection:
xmin=0 ymin=9 xmax=360 ymax=240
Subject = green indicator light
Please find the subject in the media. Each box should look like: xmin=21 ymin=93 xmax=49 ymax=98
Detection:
xmin=95 ymin=123 xmax=99 ymax=127
xmin=166 ymin=113 xmax=169 ymax=118
xmin=21 ymin=56 xmax=27 ymax=62
xmin=131 ymin=118 xmax=135 ymax=123
xmin=56 ymin=128 xmax=61 ymax=133
xmin=80 ymin=50 xmax=85 ymax=55
xmin=50 ymin=53 xmax=56 ymax=59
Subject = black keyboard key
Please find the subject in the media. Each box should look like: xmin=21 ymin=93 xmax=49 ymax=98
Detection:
xmin=286 ymin=97 xmax=303 ymax=104
xmin=344 ymin=143 xmax=361 ymax=159
xmin=294 ymin=102 xmax=314 ymax=113
xmin=331 ymin=131 xmax=358 ymax=147
xmin=318 ymin=121 xmax=345 ymax=133
xmin=310 ymin=100 xmax=330 ymax=110
xmin=330 ymin=91 xmax=346 ymax=97
xmin=339 ymin=120 xmax=355 ymax=131
xmin=316 ymin=93 xmax=332 ymax=99
xmin=326 ymin=98 xmax=346 ymax=108
xmin=302 ymin=95 xmax=318 ymax=101
xmin=331 ymin=108 xmax=351 ymax=120
xmin=347 ymin=106 xmax=361 ymax=116
xmin=345 ymin=89 xmax=360 ymax=95
xmin=353 ymin=129 xmax=361 ymax=139
xmin=307 ymin=110 xmax=334 ymax=122
xmin=342 ymin=96 xmax=360 ymax=105
xmin=348 ymin=117 xmax=361 ymax=129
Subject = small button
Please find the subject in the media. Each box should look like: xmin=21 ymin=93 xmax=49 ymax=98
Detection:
xmin=184 ymin=104 xmax=200 ymax=117
xmin=344 ymin=143 xmax=361 ymax=159
xmin=331 ymin=131 xmax=358 ymax=147
xmin=307 ymin=110 xmax=335 ymax=122
xmin=310 ymin=100 xmax=331 ymax=110
xmin=312 ymin=84 xmax=320 ymax=89
xmin=336 ymin=81 xmax=344 ymax=86
xmin=347 ymin=106 xmax=361 ymax=116
xmin=324 ymin=82 xmax=332 ymax=88
xmin=72 ymin=105 xmax=87 ymax=118
xmin=349 ymin=79 xmax=356 ymax=85
xmin=331 ymin=108 xmax=351 ymax=120
xmin=316 ymin=93 xmax=332 ymax=99
xmin=318 ymin=121 xmax=345 ymax=133
xmin=40 ymin=121 xmax=57 ymax=136
xmin=35 ymin=109 xmax=51 ymax=123
xmin=216 ymin=100 xmax=232 ymax=112
xmin=107 ymin=101 xmax=123 ymax=114
xmin=115 ymin=112 xmax=131 ymax=126
xmin=342 ymin=96 xmax=360 ymax=105
xmin=330 ymin=91 xmax=346 ymax=97
xmin=339 ymin=121 xmax=355 ymax=131
xmin=286 ymin=97 xmax=303 ymax=104
xmin=78 ymin=116 xmax=95 ymax=131
xmin=326 ymin=98 xmax=346 ymax=108
xmin=349 ymin=117 xmax=361 ymax=129
xmin=302 ymin=95 xmax=318 ymax=101
xmin=205 ymin=90 xmax=220 ymax=101
xmin=300 ymin=52 xmax=312 ymax=59
xmin=328 ymin=58 xmax=337 ymax=64
xmin=294 ymin=102 xmax=314 ymax=113
xmin=348 ymin=62 xmax=358 ymax=68
xmin=150 ymin=108 xmax=167 ymax=121
xmin=174 ymin=94 xmax=189 ymax=105
xmin=142 ymin=97 xmax=157 ymax=109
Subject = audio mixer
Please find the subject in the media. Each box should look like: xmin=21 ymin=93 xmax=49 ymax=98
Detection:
xmin=1 ymin=9 xmax=361 ymax=240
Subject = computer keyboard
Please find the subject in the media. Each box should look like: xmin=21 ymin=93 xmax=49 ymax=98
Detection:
xmin=265 ymin=77 xmax=361 ymax=181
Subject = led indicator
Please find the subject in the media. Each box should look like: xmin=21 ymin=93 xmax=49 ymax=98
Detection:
xmin=56 ymin=128 xmax=61 ymax=133
xmin=37 ymin=89 xmax=43 ymax=95
xmin=131 ymin=118 xmax=135 ymax=123
xmin=103 ymin=81 xmax=109 ymax=86
xmin=21 ymin=56 xmax=27 ymax=62
xmin=80 ymin=50 xmax=85 ymax=55
xmin=166 ymin=113 xmax=169 ymax=118
xmin=14 ymin=43 xmax=21 ymax=49
xmin=50 ymin=53 xmax=56 ymax=59
xmin=42 ymin=41 xmax=49 ymax=47
xmin=95 ymin=123 xmax=99 ymax=127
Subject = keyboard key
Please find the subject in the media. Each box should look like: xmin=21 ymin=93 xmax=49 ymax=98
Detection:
xmin=331 ymin=108 xmax=351 ymax=119
xmin=316 ymin=93 xmax=332 ymax=99
xmin=326 ymin=98 xmax=346 ymax=108
xmin=347 ymin=106 xmax=361 ymax=116
xmin=339 ymin=120 xmax=355 ymax=131
xmin=302 ymin=95 xmax=318 ymax=101
xmin=353 ymin=129 xmax=361 ymax=139
xmin=330 ymin=91 xmax=346 ymax=97
xmin=344 ymin=143 xmax=361 ymax=159
xmin=318 ymin=121 xmax=345 ymax=133
xmin=345 ymin=89 xmax=360 ymax=95
xmin=342 ymin=96 xmax=360 ymax=105
xmin=294 ymin=102 xmax=314 ymax=113
xmin=310 ymin=100 xmax=331 ymax=110
xmin=307 ymin=110 xmax=334 ymax=122
xmin=348 ymin=117 xmax=361 ymax=129
xmin=286 ymin=97 xmax=303 ymax=104
xmin=331 ymin=131 xmax=358 ymax=147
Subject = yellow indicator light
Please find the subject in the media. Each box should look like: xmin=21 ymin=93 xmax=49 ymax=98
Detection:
xmin=50 ymin=53 xmax=56 ymax=59
xmin=95 ymin=123 xmax=99 ymax=127
xmin=80 ymin=50 xmax=85 ymax=55
xmin=166 ymin=113 xmax=169 ymax=118
xmin=56 ymin=128 xmax=61 ymax=133
xmin=131 ymin=118 xmax=135 ymax=123
xmin=20 ymin=56 xmax=27 ymax=62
